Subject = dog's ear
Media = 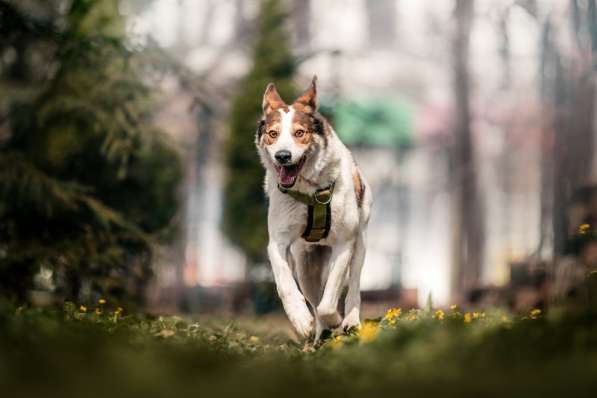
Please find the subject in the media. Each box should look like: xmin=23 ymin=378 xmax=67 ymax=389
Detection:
xmin=262 ymin=83 xmax=286 ymax=114
xmin=293 ymin=75 xmax=318 ymax=114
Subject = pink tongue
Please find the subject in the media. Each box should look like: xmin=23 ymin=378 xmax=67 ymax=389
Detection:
xmin=280 ymin=167 xmax=297 ymax=186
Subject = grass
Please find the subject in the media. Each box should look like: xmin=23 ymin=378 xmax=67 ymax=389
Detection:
xmin=2 ymin=300 xmax=597 ymax=398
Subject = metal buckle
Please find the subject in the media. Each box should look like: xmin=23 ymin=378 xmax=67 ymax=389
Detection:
xmin=314 ymin=182 xmax=334 ymax=205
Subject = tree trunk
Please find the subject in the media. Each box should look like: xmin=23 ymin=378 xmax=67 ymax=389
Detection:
xmin=292 ymin=0 xmax=311 ymax=49
xmin=550 ymin=0 xmax=597 ymax=255
xmin=450 ymin=0 xmax=484 ymax=302
xmin=365 ymin=0 xmax=397 ymax=49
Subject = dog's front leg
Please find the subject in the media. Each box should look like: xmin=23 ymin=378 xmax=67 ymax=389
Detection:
xmin=316 ymin=241 xmax=354 ymax=337
xmin=268 ymin=241 xmax=314 ymax=338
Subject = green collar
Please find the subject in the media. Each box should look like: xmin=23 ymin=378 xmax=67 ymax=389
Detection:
xmin=277 ymin=182 xmax=335 ymax=242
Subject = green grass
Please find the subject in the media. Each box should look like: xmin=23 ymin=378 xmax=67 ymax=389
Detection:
xmin=2 ymin=301 xmax=597 ymax=398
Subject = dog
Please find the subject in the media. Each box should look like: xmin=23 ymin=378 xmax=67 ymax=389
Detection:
xmin=255 ymin=76 xmax=372 ymax=340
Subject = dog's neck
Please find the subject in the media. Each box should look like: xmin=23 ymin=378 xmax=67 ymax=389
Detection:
xmin=285 ymin=134 xmax=342 ymax=193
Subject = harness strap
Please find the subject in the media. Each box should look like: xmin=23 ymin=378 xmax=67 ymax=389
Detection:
xmin=278 ymin=182 xmax=335 ymax=242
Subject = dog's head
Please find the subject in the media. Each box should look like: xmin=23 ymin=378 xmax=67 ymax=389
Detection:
xmin=256 ymin=76 xmax=327 ymax=189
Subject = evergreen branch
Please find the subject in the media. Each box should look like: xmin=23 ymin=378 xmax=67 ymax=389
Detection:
xmin=0 ymin=1 xmax=58 ymax=44
xmin=0 ymin=152 xmax=152 ymax=244
xmin=0 ymin=152 xmax=86 ymax=216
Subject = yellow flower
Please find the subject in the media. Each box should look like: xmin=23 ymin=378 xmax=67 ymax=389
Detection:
xmin=95 ymin=307 xmax=102 ymax=315
xmin=112 ymin=307 xmax=124 ymax=320
xmin=530 ymin=308 xmax=542 ymax=319
xmin=98 ymin=298 xmax=106 ymax=305
xmin=249 ymin=335 xmax=260 ymax=343
xmin=79 ymin=305 xmax=87 ymax=313
xmin=473 ymin=312 xmax=480 ymax=319
xmin=450 ymin=304 xmax=458 ymax=311
xmin=329 ymin=335 xmax=344 ymax=350
xmin=434 ymin=309 xmax=445 ymax=320
xmin=464 ymin=312 xmax=472 ymax=323
xmin=359 ymin=321 xmax=380 ymax=343
xmin=384 ymin=307 xmax=402 ymax=321
xmin=578 ymin=223 xmax=590 ymax=235
xmin=407 ymin=313 xmax=418 ymax=321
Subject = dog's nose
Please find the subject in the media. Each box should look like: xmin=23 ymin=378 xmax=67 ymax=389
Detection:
xmin=275 ymin=150 xmax=292 ymax=165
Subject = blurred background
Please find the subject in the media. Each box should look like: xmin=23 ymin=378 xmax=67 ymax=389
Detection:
xmin=1 ymin=0 xmax=596 ymax=316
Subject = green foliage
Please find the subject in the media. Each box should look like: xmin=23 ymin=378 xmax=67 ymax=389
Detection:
xmin=0 ymin=0 xmax=58 ymax=83
xmin=223 ymin=0 xmax=296 ymax=263
xmin=0 ymin=0 xmax=182 ymax=304
xmin=3 ymin=302 xmax=597 ymax=398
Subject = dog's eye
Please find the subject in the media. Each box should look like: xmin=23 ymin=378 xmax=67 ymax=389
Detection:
xmin=295 ymin=129 xmax=305 ymax=138
xmin=268 ymin=130 xmax=278 ymax=138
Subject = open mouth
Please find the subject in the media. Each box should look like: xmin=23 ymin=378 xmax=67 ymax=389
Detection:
xmin=275 ymin=157 xmax=305 ymax=188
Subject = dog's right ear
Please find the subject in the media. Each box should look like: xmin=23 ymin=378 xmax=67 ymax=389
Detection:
xmin=293 ymin=75 xmax=318 ymax=114
xmin=262 ymin=83 xmax=286 ymax=114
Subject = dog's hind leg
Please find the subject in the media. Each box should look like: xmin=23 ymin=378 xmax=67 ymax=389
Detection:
xmin=342 ymin=232 xmax=366 ymax=331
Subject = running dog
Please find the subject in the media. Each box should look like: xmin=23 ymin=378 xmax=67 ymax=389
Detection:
xmin=255 ymin=76 xmax=372 ymax=340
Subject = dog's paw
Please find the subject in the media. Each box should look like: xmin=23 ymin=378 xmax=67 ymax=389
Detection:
xmin=316 ymin=305 xmax=342 ymax=329
xmin=313 ymin=327 xmax=334 ymax=346
xmin=341 ymin=309 xmax=361 ymax=332
xmin=289 ymin=307 xmax=315 ymax=338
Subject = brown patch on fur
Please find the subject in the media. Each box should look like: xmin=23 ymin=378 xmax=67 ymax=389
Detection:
xmin=292 ymin=128 xmax=312 ymax=147
xmin=293 ymin=110 xmax=329 ymax=138
xmin=290 ymin=111 xmax=314 ymax=147
xmin=262 ymin=131 xmax=279 ymax=146
xmin=352 ymin=165 xmax=365 ymax=208
xmin=259 ymin=111 xmax=282 ymax=146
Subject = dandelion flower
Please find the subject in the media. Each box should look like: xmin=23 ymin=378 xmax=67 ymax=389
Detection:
xmin=384 ymin=307 xmax=401 ymax=321
xmin=473 ymin=312 xmax=480 ymax=319
xmin=249 ymin=336 xmax=260 ymax=343
xmin=95 ymin=308 xmax=102 ymax=315
xmin=434 ymin=309 xmax=445 ymax=320
xmin=359 ymin=321 xmax=380 ymax=343
xmin=98 ymin=298 xmax=106 ymax=305
xmin=530 ymin=308 xmax=542 ymax=319
xmin=578 ymin=223 xmax=590 ymax=235
xmin=464 ymin=312 xmax=472 ymax=323
xmin=450 ymin=304 xmax=458 ymax=311
xmin=330 ymin=335 xmax=344 ymax=350
xmin=79 ymin=305 xmax=87 ymax=313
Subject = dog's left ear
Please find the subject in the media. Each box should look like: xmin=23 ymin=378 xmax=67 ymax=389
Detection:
xmin=293 ymin=75 xmax=318 ymax=114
